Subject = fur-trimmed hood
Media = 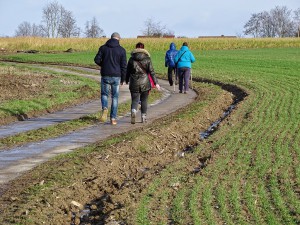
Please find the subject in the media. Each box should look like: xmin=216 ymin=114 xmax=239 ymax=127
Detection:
xmin=131 ymin=48 xmax=150 ymax=61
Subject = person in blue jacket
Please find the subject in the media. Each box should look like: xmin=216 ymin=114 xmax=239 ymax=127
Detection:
xmin=165 ymin=42 xmax=178 ymax=86
xmin=174 ymin=42 xmax=195 ymax=93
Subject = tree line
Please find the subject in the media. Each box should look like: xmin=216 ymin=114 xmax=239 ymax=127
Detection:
xmin=15 ymin=1 xmax=104 ymax=38
xmin=14 ymin=2 xmax=299 ymax=38
xmin=244 ymin=6 xmax=300 ymax=38
xmin=14 ymin=1 xmax=174 ymax=38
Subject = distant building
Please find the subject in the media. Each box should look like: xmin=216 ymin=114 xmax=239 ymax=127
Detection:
xmin=198 ymin=35 xmax=237 ymax=38
xmin=137 ymin=35 xmax=175 ymax=38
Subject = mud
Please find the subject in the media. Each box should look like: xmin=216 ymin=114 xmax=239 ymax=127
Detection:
xmin=0 ymin=66 xmax=248 ymax=224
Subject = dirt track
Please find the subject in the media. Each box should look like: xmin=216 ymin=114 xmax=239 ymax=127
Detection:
xmin=0 ymin=64 xmax=246 ymax=224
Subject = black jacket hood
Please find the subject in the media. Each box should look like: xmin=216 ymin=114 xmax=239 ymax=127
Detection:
xmin=105 ymin=38 xmax=121 ymax=48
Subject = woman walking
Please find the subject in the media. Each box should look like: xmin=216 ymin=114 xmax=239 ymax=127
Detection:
xmin=126 ymin=42 xmax=160 ymax=124
xmin=175 ymin=42 xmax=195 ymax=94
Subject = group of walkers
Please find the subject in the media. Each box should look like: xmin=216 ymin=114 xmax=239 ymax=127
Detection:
xmin=94 ymin=32 xmax=195 ymax=125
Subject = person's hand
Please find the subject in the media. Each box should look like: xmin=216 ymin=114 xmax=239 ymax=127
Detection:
xmin=156 ymin=84 xmax=161 ymax=91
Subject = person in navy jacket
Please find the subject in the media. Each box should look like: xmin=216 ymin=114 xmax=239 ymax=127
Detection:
xmin=94 ymin=32 xmax=127 ymax=125
xmin=165 ymin=42 xmax=178 ymax=86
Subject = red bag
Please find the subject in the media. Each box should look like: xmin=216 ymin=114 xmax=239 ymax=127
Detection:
xmin=148 ymin=74 xmax=156 ymax=88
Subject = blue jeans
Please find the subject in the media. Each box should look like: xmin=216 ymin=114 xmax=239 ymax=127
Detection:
xmin=101 ymin=76 xmax=120 ymax=119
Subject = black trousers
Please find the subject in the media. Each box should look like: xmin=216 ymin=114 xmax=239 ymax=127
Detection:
xmin=167 ymin=67 xmax=176 ymax=86
xmin=131 ymin=91 xmax=149 ymax=114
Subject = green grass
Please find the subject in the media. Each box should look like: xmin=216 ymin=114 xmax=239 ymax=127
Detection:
xmin=0 ymin=63 xmax=99 ymax=118
xmin=0 ymin=38 xmax=299 ymax=224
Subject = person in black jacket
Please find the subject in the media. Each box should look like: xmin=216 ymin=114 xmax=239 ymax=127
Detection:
xmin=126 ymin=42 xmax=160 ymax=124
xmin=94 ymin=32 xmax=127 ymax=125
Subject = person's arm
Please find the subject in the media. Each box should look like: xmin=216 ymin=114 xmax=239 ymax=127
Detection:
xmin=190 ymin=51 xmax=196 ymax=63
xmin=165 ymin=52 xmax=168 ymax=67
xmin=120 ymin=49 xmax=127 ymax=84
xmin=125 ymin=58 xmax=132 ymax=84
xmin=148 ymin=59 xmax=158 ymax=86
xmin=94 ymin=47 xmax=103 ymax=66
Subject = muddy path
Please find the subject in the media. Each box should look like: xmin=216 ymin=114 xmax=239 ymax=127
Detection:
xmin=0 ymin=63 xmax=248 ymax=224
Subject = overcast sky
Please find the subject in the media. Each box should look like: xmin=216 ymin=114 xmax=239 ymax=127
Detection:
xmin=0 ymin=0 xmax=299 ymax=38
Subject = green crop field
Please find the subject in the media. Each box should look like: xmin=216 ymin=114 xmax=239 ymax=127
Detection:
xmin=0 ymin=37 xmax=299 ymax=224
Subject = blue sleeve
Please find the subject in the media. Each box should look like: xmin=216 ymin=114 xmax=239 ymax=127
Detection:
xmin=190 ymin=51 xmax=196 ymax=63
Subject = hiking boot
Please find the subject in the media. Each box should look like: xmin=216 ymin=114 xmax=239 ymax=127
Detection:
xmin=99 ymin=108 xmax=108 ymax=122
xmin=111 ymin=118 xmax=117 ymax=125
xmin=141 ymin=113 xmax=147 ymax=123
xmin=131 ymin=109 xmax=136 ymax=124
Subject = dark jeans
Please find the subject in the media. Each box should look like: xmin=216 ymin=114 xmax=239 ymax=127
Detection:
xmin=167 ymin=67 xmax=176 ymax=86
xmin=178 ymin=67 xmax=191 ymax=92
xmin=131 ymin=91 xmax=149 ymax=114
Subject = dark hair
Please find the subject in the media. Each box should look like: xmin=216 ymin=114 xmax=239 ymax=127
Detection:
xmin=136 ymin=42 xmax=144 ymax=49
xmin=183 ymin=42 xmax=188 ymax=47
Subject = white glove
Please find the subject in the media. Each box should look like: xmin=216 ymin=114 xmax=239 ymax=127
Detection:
xmin=156 ymin=84 xmax=161 ymax=90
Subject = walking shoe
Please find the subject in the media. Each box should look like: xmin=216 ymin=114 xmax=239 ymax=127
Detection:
xmin=131 ymin=109 xmax=136 ymax=124
xmin=99 ymin=108 xmax=108 ymax=122
xmin=141 ymin=113 xmax=147 ymax=123
xmin=111 ymin=118 xmax=117 ymax=125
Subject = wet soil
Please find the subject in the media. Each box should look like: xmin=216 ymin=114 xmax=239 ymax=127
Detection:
xmin=0 ymin=79 xmax=247 ymax=224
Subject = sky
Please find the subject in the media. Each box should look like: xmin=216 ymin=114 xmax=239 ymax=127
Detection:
xmin=0 ymin=0 xmax=299 ymax=38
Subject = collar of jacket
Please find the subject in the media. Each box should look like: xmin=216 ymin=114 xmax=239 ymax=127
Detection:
xmin=131 ymin=48 xmax=150 ymax=57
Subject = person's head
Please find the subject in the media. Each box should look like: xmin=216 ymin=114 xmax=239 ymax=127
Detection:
xmin=136 ymin=42 xmax=144 ymax=49
xmin=111 ymin=32 xmax=121 ymax=40
xmin=183 ymin=42 xmax=188 ymax=47
xmin=170 ymin=42 xmax=176 ymax=49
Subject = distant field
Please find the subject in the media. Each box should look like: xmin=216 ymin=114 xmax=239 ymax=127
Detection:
xmin=0 ymin=37 xmax=299 ymax=224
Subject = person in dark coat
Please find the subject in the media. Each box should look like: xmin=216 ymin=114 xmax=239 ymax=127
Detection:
xmin=94 ymin=32 xmax=127 ymax=125
xmin=126 ymin=42 xmax=160 ymax=124
xmin=165 ymin=42 xmax=178 ymax=86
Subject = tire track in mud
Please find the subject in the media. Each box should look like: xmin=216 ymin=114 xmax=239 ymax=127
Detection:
xmin=0 ymin=64 xmax=197 ymax=186
xmin=0 ymin=63 xmax=248 ymax=224
xmin=72 ymin=79 xmax=248 ymax=225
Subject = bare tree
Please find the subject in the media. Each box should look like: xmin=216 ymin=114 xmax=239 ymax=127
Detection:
xmin=244 ymin=13 xmax=263 ymax=37
xmin=244 ymin=6 xmax=296 ymax=37
xmin=15 ymin=21 xmax=32 ymax=36
xmin=84 ymin=17 xmax=105 ymax=38
xmin=271 ymin=6 xmax=294 ymax=37
xmin=259 ymin=11 xmax=276 ymax=37
xmin=294 ymin=8 xmax=300 ymax=37
xmin=42 ymin=1 xmax=63 ymax=38
xmin=15 ymin=21 xmax=45 ymax=37
xmin=58 ymin=8 xmax=80 ymax=37
xmin=141 ymin=18 xmax=168 ymax=37
xmin=32 ymin=23 xmax=45 ymax=37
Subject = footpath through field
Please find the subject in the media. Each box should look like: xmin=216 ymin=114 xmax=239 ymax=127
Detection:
xmin=0 ymin=66 xmax=197 ymax=186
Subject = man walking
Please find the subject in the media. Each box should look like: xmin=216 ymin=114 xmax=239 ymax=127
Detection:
xmin=94 ymin=32 xmax=127 ymax=125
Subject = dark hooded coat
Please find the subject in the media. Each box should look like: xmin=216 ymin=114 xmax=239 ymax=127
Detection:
xmin=126 ymin=48 xmax=158 ymax=93
xmin=94 ymin=38 xmax=127 ymax=83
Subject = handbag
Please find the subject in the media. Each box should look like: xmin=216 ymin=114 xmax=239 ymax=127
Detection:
xmin=135 ymin=61 xmax=156 ymax=88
